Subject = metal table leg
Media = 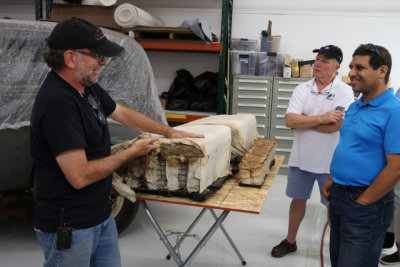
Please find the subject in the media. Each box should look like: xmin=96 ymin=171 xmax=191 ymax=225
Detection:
xmin=166 ymin=208 xmax=207 ymax=260
xmin=141 ymin=200 xmax=183 ymax=266
xmin=209 ymin=209 xmax=246 ymax=265
xmin=141 ymin=200 xmax=247 ymax=267
xmin=181 ymin=210 xmax=230 ymax=267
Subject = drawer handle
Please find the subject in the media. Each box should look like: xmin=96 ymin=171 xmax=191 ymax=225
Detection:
xmin=257 ymin=124 xmax=265 ymax=128
xmin=238 ymin=112 xmax=266 ymax=117
xmin=238 ymin=95 xmax=267 ymax=100
xmin=275 ymin=125 xmax=290 ymax=129
xmin=238 ymin=87 xmax=269 ymax=91
xmin=276 ymin=114 xmax=285 ymax=118
xmin=275 ymin=136 xmax=294 ymax=141
xmin=278 ymin=97 xmax=291 ymax=101
xmin=277 ymin=105 xmax=288 ymax=109
xmin=238 ymin=103 xmax=267 ymax=108
xmin=276 ymin=148 xmax=292 ymax=153
xmin=238 ymin=79 xmax=269 ymax=84
xmin=278 ymin=88 xmax=294 ymax=92
xmin=278 ymin=81 xmax=302 ymax=85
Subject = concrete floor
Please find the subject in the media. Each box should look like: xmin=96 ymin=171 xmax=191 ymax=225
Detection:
xmin=0 ymin=175 xmax=395 ymax=267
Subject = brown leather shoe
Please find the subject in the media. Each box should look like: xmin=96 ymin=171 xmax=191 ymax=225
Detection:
xmin=271 ymin=239 xmax=297 ymax=258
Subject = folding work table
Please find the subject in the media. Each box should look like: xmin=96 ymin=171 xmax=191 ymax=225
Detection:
xmin=135 ymin=155 xmax=283 ymax=267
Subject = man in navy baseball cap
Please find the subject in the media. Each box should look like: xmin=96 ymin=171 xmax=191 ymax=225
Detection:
xmin=32 ymin=17 xmax=204 ymax=267
xmin=313 ymin=45 xmax=343 ymax=64
xmin=47 ymin=17 xmax=123 ymax=57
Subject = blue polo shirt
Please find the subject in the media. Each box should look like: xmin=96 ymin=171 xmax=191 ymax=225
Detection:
xmin=330 ymin=88 xmax=400 ymax=186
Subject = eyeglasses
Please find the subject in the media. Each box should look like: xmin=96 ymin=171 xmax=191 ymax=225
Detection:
xmin=310 ymin=90 xmax=330 ymax=95
xmin=310 ymin=77 xmax=334 ymax=96
xmin=356 ymin=43 xmax=384 ymax=61
xmin=87 ymin=94 xmax=107 ymax=125
xmin=75 ymin=50 xmax=107 ymax=64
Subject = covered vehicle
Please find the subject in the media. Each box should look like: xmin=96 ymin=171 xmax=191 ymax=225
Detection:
xmin=0 ymin=18 xmax=166 ymax=233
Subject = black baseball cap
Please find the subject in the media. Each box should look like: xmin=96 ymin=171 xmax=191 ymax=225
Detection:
xmin=47 ymin=17 xmax=124 ymax=57
xmin=313 ymin=45 xmax=343 ymax=64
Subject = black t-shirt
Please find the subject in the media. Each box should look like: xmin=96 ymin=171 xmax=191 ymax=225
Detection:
xmin=30 ymin=71 xmax=116 ymax=232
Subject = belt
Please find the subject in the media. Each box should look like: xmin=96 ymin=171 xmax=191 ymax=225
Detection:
xmin=333 ymin=183 xmax=369 ymax=191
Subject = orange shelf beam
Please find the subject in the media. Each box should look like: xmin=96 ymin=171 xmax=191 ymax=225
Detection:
xmin=137 ymin=40 xmax=222 ymax=54
xmin=165 ymin=112 xmax=209 ymax=123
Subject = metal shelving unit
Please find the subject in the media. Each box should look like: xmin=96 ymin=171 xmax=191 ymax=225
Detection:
xmin=34 ymin=0 xmax=233 ymax=115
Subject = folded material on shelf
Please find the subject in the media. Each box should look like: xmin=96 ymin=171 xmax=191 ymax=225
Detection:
xmin=180 ymin=18 xmax=213 ymax=44
xmin=114 ymin=3 xmax=163 ymax=28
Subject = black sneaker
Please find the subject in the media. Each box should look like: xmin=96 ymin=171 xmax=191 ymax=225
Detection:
xmin=271 ymin=239 xmax=297 ymax=258
xmin=380 ymin=252 xmax=400 ymax=265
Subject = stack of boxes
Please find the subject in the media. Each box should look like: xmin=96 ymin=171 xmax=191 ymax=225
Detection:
xmin=230 ymin=38 xmax=258 ymax=76
xmin=230 ymin=36 xmax=284 ymax=77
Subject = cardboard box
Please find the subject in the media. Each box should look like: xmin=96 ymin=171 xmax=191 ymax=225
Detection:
xmin=159 ymin=97 xmax=167 ymax=109
xmin=283 ymin=54 xmax=291 ymax=78
xmin=50 ymin=3 xmax=125 ymax=31
xmin=300 ymin=65 xmax=313 ymax=78
xmin=291 ymin=60 xmax=299 ymax=78
xmin=284 ymin=54 xmax=291 ymax=67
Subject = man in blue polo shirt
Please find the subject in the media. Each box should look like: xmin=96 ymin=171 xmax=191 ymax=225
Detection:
xmin=322 ymin=44 xmax=400 ymax=267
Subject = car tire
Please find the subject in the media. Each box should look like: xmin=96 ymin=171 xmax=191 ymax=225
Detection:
xmin=110 ymin=190 xmax=140 ymax=234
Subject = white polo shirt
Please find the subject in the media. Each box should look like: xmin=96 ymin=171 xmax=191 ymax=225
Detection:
xmin=286 ymin=77 xmax=354 ymax=174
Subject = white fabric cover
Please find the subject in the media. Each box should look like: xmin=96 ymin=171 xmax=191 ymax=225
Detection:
xmin=112 ymin=124 xmax=231 ymax=193
xmin=184 ymin=114 xmax=259 ymax=158
xmin=166 ymin=124 xmax=232 ymax=193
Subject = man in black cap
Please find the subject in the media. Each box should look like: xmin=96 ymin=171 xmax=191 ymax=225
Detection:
xmin=271 ymin=45 xmax=354 ymax=258
xmin=30 ymin=17 xmax=203 ymax=267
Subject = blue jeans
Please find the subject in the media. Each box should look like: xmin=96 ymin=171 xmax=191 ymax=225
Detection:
xmin=329 ymin=184 xmax=394 ymax=267
xmin=35 ymin=214 xmax=121 ymax=267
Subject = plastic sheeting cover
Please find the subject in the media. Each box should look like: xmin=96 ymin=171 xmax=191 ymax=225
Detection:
xmin=0 ymin=19 xmax=166 ymax=131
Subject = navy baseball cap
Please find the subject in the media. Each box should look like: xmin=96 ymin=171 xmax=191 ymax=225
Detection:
xmin=313 ymin=45 xmax=343 ymax=64
xmin=47 ymin=17 xmax=124 ymax=57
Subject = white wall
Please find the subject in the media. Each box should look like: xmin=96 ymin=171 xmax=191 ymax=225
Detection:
xmin=1 ymin=0 xmax=400 ymax=90
xmin=232 ymin=0 xmax=400 ymax=88
xmin=0 ymin=0 xmax=36 ymax=20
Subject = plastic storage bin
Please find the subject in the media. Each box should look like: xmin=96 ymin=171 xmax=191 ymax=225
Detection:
xmin=258 ymin=52 xmax=284 ymax=76
xmin=260 ymin=36 xmax=281 ymax=53
xmin=231 ymin=38 xmax=257 ymax=51
xmin=231 ymin=50 xmax=257 ymax=76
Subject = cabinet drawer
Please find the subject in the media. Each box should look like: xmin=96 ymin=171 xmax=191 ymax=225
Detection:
xmin=231 ymin=109 xmax=270 ymax=122
xmin=271 ymin=101 xmax=289 ymax=111
xmin=257 ymin=126 xmax=270 ymax=138
xmin=235 ymin=75 xmax=273 ymax=88
xmin=270 ymin=110 xmax=286 ymax=125
xmin=232 ymin=98 xmax=271 ymax=110
xmin=270 ymin=116 xmax=286 ymax=129
xmin=269 ymin=125 xmax=294 ymax=138
xmin=275 ymin=138 xmax=293 ymax=150
xmin=232 ymin=92 xmax=272 ymax=106
xmin=272 ymin=77 xmax=309 ymax=108
xmin=273 ymin=77 xmax=308 ymax=90
xmin=274 ymin=149 xmax=291 ymax=175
